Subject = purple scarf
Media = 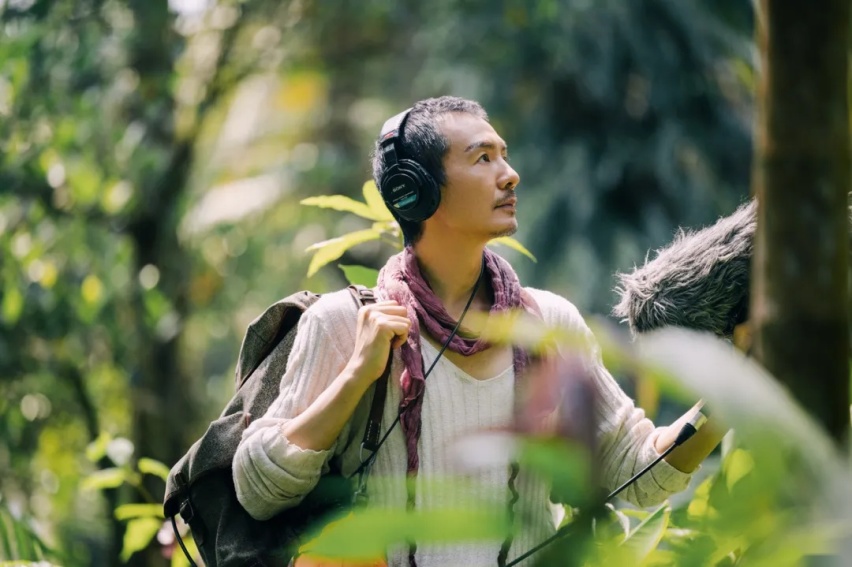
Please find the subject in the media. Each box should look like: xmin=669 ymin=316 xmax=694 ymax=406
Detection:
xmin=376 ymin=246 xmax=541 ymax=475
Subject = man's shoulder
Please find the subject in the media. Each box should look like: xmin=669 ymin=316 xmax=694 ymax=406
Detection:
xmin=523 ymin=287 xmax=585 ymax=328
xmin=308 ymin=288 xmax=362 ymax=321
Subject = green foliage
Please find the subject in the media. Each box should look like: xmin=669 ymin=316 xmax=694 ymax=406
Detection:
xmin=488 ymin=236 xmax=538 ymax=263
xmin=0 ymin=502 xmax=57 ymax=564
xmin=339 ymin=265 xmax=381 ymax=288
xmin=306 ymin=229 xmax=384 ymax=278
xmin=301 ymin=183 xmax=537 ymax=278
xmin=80 ymin=456 xmax=191 ymax=564
xmin=0 ymin=0 xmax=845 ymax=566
xmin=300 ymin=508 xmax=509 ymax=562
xmin=287 ymin=321 xmax=852 ymax=565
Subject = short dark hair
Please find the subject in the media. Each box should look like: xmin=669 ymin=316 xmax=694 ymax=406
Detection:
xmin=371 ymin=96 xmax=488 ymax=245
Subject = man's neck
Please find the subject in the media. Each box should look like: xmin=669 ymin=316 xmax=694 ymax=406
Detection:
xmin=412 ymin=234 xmax=489 ymax=317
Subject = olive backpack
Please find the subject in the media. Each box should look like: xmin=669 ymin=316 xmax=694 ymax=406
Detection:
xmin=163 ymin=286 xmax=390 ymax=567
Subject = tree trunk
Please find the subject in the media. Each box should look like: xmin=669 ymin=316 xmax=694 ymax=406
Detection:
xmin=124 ymin=3 xmax=196 ymax=566
xmin=750 ymin=0 xmax=850 ymax=447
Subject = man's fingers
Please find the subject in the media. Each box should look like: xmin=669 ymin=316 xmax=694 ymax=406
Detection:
xmin=369 ymin=303 xmax=408 ymax=317
xmin=382 ymin=320 xmax=410 ymax=349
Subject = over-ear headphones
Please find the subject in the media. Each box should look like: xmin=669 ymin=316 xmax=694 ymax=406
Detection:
xmin=377 ymin=108 xmax=441 ymax=223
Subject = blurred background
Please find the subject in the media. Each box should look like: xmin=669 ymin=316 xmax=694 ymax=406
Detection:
xmin=1 ymin=0 xmax=757 ymax=565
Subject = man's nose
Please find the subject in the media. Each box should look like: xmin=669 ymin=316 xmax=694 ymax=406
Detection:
xmin=501 ymin=162 xmax=520 ymax=191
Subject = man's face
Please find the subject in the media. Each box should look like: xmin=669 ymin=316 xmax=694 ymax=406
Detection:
xmin=423 ymin=112 xmax=521 ymax=242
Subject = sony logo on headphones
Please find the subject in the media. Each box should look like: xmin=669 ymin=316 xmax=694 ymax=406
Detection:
xmin=391 ymin=184 xmax=407 ymax=193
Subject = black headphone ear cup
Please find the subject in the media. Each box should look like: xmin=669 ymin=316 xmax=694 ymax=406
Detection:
xmin=398 ymin=159 xmax=440 ymax=222
xmin=379 ymin=159 xmax=440 ymax=223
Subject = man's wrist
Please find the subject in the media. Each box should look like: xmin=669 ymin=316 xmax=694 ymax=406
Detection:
xmin=340 ymin=362 xmax=375 ymax=393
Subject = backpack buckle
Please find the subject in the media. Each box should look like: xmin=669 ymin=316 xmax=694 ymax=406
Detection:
xmin=179 ymin=499 xmax=195 ymax=523
xmin=178 ymin=499 xmax=206 ymax=545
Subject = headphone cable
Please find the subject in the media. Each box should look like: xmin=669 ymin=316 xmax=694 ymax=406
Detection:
xmin=505 ymin=408 xmax=708 ymax=567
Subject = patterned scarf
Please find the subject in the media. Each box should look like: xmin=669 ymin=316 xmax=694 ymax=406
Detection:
xmin=376 ymin=246 xmax=541 ymax=474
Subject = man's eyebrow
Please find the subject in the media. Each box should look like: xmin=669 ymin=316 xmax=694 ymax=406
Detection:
xmin=463 ymin=140 xmax=508 ymax=153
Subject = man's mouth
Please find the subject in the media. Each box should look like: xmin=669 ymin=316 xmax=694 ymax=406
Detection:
xmin=496 ymin=198 xmax=517 ymax=209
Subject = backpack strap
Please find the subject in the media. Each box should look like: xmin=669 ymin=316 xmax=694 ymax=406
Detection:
xmin=346 ymin=286 xmax=392 ymax=453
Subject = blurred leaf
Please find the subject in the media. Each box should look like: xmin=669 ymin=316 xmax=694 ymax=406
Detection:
xmin=0 ymin=503 xmax=53 ymax=562
xmin=2 ymin=286 xmax=23 ymax=324
xmin=361 ymin=180 xmax=394 ymax=221
xmin=518 ymin=438 xmax=591 ymax=505
xmin=686 ymin=477 xmax=715 ymax=521
xmin=138 ymin=457 xmax=171 ymax=482
xmin=67 ymin=159 xmax=103 ymax=206
xmin=300 ymin=508 xmax=507 ymax=561
xmin=597 ymin=503 xmax=631 ymax=540
xmin=621 ymin=503 xmax=670 ymax=562
xmin=488 ymin=236 xmax=537 ymax=262
xmin=468 ymin=309 xmax=586 ymax=355
xmin=300 ymin=195 xmax=383 ymax=221
xmin=81 ymin=468 xmax=130 ymax=491
xmin=38 ymin=262 xmax=58 ymax=289
xmin=115 ymin=504 xmax=164 ymax=521
xmin=722 ymin=448 xmax=753 ymax=492
xmin=306 ymin=229 xmax=381 ymax=277
xmin=120 ymin=517 xmax=162 ymax=562
xmin=619 ymin=508 xmax=651 ymax=521
xmin=338 ymin=265 xmax=379 ymax=287
xmin=85 ymin=431 xmax=112 ymax=462
xmin=81 ymin=275 xmax=104 ymax=305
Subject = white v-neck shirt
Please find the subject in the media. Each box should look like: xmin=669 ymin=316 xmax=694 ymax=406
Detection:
xmin=233 ymin=288 xmax=691 ymax=566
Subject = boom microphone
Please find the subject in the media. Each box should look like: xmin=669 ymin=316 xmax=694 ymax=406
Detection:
xmin=612 ymin=200 xmax=756 ymax=338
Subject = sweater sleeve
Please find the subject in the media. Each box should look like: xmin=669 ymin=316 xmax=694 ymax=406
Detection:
xmin=232 ymin=301 xmax=353 ymax=520
xmin=528 ymin=289 xmax=692 ymax=507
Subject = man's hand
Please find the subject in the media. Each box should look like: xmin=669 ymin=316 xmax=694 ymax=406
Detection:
xmin=346 ymin=300 xmax=410 ymax=385
xmin=279 ymin=301 xmax=410 ymax=453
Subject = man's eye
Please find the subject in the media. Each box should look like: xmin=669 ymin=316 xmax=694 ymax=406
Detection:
xmin=477 ymin=154 xmax=490 ymax=163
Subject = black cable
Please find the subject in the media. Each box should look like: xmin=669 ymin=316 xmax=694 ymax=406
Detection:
xmin=171 ymin=516 xmax=197 ymax=567
xmin=505 ymin=411 xmax=707 ymax=567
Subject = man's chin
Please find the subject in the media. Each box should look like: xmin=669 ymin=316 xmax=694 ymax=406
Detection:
xmin=490 ymin=224 xmax=518 ymax=239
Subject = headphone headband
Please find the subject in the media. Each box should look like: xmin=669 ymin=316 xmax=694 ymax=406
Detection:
xmin=379 ymin=108 xmax=412 ymax=167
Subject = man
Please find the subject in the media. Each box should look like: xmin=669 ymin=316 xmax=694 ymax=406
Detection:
xmin=232 ymin=96 xmax=724 ymax=566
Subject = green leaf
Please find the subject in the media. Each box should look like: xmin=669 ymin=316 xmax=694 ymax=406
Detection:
xmin=722 ymin=448 xmax=754 ymax=492
xmin=120 ymin=517 xmax=162 ymax=562
xmin=115 ymin=504 xmax=164 ymax=521
xmin=300 ymin=508 xmax=507 ymax=561
xmin=2 ymin=286 xmax=24 ymax=324
xmin=138 ymin=457 xmax=171 ymax=482
xmin=517 ymin=439 xmax=591 ymax=505
xmin=0 ymin=512 xmax=12 ymax=559
xmin=338 ymin=265 xmax=379 ymax=287
xmin=81 ymin=468 xmax=129 ymax=491
xmin=488 ymin=236 xmax=537 ymax=262
xmin=686 ymin=476 xmax=715 ymax=520
xmin=0 ymin=504 xmax=52 ymax=562
xmin=621 ymin=503 xmax=671 ymax=562
xmin=85 ymin=431 xmax=112 ymax=462
xmin=361 ymin=180 xmax=394 ymax=221
xmin=300 ymin=195 xmax=382 ymax=220
xmin=305 ymin=229 xmax=381 ymax=277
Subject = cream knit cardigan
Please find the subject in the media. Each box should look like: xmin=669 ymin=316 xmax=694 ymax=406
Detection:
xmin=233 ymin=288 xmax=691 ymax=566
